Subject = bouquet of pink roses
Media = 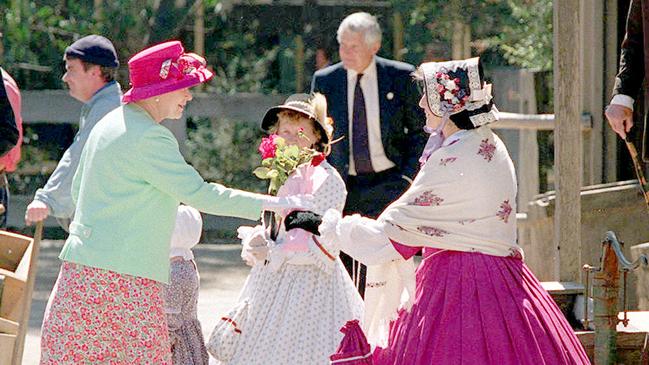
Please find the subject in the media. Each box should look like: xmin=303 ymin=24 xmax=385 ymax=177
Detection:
xmin=253 ymin=133 xmax=325 ymax=195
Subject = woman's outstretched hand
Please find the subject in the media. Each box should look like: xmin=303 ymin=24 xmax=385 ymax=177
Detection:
xmin=284 ymin=210 xmax=323 ymax=235
xmin=261 ymin=194 xmax=314 ymax=213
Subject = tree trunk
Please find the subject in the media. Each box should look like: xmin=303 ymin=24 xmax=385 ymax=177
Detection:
xmin=451 ymin=21 xmax=471 ymax=59
xmin=194 ymin=0 xmax=205 ymax=57
xmin=93 ymin=0 xmax=103 ymax=21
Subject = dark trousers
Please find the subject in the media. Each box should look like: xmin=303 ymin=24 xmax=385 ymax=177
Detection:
xmin=0 ymin=172 xmax=8 ymax=229
xmin=342 ymin=167 xmax=410 ymax=298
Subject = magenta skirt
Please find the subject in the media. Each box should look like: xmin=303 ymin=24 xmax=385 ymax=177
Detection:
xmin=372 ymin=249 xmax=590 ymax=365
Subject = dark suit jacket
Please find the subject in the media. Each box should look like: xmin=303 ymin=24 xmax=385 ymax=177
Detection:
xmin=0 ymin=68 xmax=19 ymax=158
xmin=311 ymin=57 xmax=426 ymax=181
xmin=613 ymin=0 xmax=649 ymax=159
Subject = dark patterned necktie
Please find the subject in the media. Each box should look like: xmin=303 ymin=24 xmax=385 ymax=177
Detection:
xmin=352 ymin=73 xmax=374 ymax=174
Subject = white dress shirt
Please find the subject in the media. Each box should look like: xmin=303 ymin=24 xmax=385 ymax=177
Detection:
xmin=346 ymin=58 xmax=396 ymax=175
xmin=611 ymin=94 xmax=635 ymax=110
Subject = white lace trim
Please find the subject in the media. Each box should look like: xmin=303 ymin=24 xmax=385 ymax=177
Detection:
xmin=469 ymin=106 xmax=499 ymax=127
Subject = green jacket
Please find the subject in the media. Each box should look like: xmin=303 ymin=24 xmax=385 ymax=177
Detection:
xmin=59 ymin=104 xmax=264 ymax=282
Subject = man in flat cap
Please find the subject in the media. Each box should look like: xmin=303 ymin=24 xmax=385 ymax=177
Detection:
xmin=25 ymin=35 xmax=123 ymax=227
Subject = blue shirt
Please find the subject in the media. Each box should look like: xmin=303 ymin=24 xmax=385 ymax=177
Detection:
xmin=34 ymin=81 xmax=122 ymax=219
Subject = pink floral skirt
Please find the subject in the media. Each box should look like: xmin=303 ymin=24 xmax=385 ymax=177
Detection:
xmin=40 ymin=261 xmax=172 ymax=364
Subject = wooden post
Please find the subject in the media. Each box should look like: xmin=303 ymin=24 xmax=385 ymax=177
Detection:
xmin=580 ymin=0 xmax=604 ymax=186
xmin=554 ymin=0 xmax=582 ymax=282
xmin=517 ymin=73 xmax=539 ymax=212
xmin=492 ymin=69 xmax=539 ymax=213
xmin=592 ymin=242 xmax=620 ymax=363
xmin=604 ymin=0 xmax=619 ymax=182
xmin=393 ymin=11 xmax=404 ymax=61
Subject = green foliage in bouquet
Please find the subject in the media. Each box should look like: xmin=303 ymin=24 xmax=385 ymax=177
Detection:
xmin=253 ymin=134 xmax=323 ymax=195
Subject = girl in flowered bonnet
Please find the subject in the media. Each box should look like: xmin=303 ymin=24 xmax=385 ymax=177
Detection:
xmin=163 ymin=205 xmax=208 ymax=365
xmin=207 ymin=93 xmax=363 ymax=365
xmin=286 ymin=57 xmax=590 ymax=365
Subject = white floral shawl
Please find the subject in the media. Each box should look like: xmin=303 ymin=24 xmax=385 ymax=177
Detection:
xmin=379 ymin=126 xmax=519 ymax=257
xmin=320 ymin=126 xmax=522 ymax=346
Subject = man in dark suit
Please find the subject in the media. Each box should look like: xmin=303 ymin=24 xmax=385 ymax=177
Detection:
xmin=311 ymin=12 xmax=425 ymax=296
xmin=606 ymin=0 xmax=649 ymax=160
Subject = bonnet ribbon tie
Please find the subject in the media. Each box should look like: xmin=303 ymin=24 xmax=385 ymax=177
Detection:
xmin=419 ymin=114 xmax=450 ymax=166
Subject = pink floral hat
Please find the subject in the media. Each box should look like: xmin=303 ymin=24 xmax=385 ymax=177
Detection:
xmin=122 ymin=40 xmax=213 ymax=103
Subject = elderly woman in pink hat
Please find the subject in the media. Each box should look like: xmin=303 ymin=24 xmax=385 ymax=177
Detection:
xmin=39 ymin=41 xmax=306 ymax=364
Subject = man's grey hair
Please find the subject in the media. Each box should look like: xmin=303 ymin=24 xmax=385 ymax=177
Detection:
xmin=336 ymin=12 xmax=382 ymax=46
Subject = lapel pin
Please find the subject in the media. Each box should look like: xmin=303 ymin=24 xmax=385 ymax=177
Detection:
xmin=386 ymin=92 xmax=394 ymax=100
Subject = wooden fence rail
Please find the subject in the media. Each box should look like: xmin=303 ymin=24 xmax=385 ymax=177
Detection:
xmin=22 ymin=90 xmax=591 ymax=131
xmin=13 ymin=90 xmax=592 ymax=232
xmin=494 ymin=112 xmax=592 ymax=131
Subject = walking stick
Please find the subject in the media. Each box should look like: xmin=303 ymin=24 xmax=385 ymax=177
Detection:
xmin=624 ymin=138 xmax=649 ymax=213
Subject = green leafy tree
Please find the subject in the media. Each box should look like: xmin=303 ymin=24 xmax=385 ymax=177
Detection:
xmin=391 ymin=0 xmax=514 ymax=65
xmin=495 ymin=0 xmax=553 ymax=71
xmin=390 ymin=0 xmax=551 ymax=71
xmin=1 ymin=0 xmax=279 ymax=93
xmin=1 ymin=0 xmax=99 ymax=88
xmin=201 ymin=12 xmax=280 ymax=94
xmin=185 ymin=118 xmax=266 ymax=192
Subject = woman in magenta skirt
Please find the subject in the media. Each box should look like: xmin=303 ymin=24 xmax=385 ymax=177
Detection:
xmin=286 ymin=57 xmax=590 ymax=364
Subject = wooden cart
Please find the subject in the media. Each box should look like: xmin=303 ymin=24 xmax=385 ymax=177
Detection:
xmin=0 ymin=222 xmax=43 ymax=365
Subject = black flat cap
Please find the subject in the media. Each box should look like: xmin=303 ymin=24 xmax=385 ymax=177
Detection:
xmin=65 ymin=35 xmax=119 ymax=68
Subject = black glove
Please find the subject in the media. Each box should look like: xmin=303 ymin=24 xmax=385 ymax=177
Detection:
xmin=284 ymin=210 xmax=323 ymax=235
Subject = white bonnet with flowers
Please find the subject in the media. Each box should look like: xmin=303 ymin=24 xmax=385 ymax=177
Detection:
xmin=420 ymin=57 xmax=498 ymax=127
